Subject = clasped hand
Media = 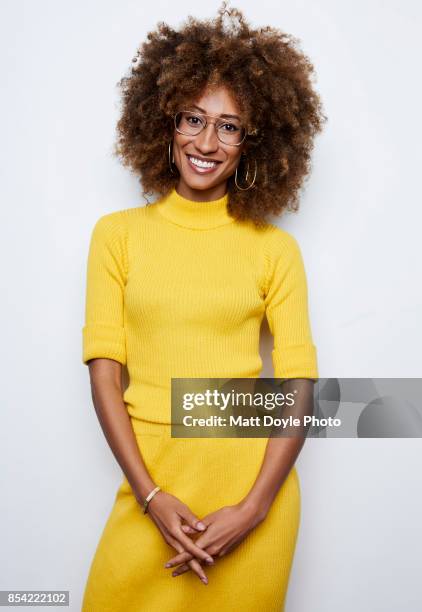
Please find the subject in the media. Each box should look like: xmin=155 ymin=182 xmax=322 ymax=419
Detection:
xmin=147 ymin=491 xmax=265 ymax=584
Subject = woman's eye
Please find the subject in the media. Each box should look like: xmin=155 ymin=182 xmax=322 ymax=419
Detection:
xmin=187 ymin=116 xmax=200 ymax=124
xmin=220 ymin=123 xmax=238 ymax=132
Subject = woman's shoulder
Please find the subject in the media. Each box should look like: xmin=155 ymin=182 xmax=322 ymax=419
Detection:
xmin=89 ymin=204 xmax=148 ymax=235
xmin=255 ymin=221 xmax=302 ymax=258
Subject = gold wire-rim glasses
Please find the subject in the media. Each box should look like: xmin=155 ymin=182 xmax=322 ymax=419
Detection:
xmin=173 ymin=109 xmax=258 ymax=147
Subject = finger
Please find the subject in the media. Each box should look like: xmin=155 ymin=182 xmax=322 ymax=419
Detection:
xmin=170 ymin=527 xmax=214 ymax=564
xmin=189 ymin=558 xmax=208 ymax=584
xmin=178 ymin=509 xmax=207 ymax=532
xmin=173 ymin=559 xmax=208 ymax=585
xmin=171 ymin=563 xmax=189 ymax=577
xmin=164 ymin=550 xmax=191 ymax=568
xmin=162 ymin=540 xmax=204 ymax=581
xmin=155 ymin=519 xmax=210 ymax=583
xmin=165 ymin=549 xmax=214 ymax=568
xmin=181 ymin=524 xmax=198 ymax=534
xmin=162 ymin=531 xmax=189 ymax=559
xmin=164 ymin=529 xmax=216 ymax=566
xmin=165 ymin=547 xmax=209 ymax=583
xmin=162 ymin=533 xmax=211 ymax=582
xmin=164 ymin=550 xmax=190 ymax=568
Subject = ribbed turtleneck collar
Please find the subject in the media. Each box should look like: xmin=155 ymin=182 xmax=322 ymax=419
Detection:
xmin=155 ymin=187 xmax=235 ymax=230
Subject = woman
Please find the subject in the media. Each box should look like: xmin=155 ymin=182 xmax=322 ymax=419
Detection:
xmin=81 ymin=4 xmax=325 ymax=611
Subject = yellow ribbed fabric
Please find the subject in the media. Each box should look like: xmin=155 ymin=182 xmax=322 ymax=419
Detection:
xmin=81 ymin=187 xmax=318 ymax=611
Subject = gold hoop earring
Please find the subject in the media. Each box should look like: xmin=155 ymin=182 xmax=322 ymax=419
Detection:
xmin=168 ymin=140 xmax=177 ymax=175
xmin=235 ymin=155 xmax=257 ymax=191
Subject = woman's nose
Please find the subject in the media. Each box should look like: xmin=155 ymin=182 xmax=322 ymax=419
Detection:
xmin=194 ymin=123 xmax=219 ymax=152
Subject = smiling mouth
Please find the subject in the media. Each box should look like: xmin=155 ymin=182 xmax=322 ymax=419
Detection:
xmin=186 ymin=154 xmax=222 ymax=173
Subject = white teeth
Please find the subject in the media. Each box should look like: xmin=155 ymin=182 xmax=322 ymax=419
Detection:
xmin=188 ymin=155 xmax=217 ymax=169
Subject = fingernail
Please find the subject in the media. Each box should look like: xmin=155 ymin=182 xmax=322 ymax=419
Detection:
xmin=164 ymin=563 xmax=171 ymax=568
xmin=196 ymin=521 xmax=206 ymax=530
xmin=172 ymin=571 xmax=178 ymax=577
xmin=201 ymin=577 xmax=208 ymax=585
xmin=206 ymin=557 xmax=213 ymax=564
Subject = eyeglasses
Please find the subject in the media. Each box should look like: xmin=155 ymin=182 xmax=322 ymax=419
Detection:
xmin=174 ymin=110 xmax=248 ymax=146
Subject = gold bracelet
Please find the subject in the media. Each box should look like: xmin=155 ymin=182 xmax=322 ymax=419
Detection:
xmin=142 ymin=486 xmax=161 ymax=514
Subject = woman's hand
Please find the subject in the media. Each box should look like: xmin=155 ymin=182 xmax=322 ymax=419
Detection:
xmin=145 ymin=491 xmax=214 ymax=584
xmin=164 ymin=500 xmax=266 ymax=577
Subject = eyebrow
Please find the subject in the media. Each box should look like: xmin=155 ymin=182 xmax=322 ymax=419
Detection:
xmin=191 ymin=104 xmax=241 ymax=121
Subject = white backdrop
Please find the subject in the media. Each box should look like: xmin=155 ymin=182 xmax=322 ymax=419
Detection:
xmin=1 ymin=1 xmax=421 ymax=610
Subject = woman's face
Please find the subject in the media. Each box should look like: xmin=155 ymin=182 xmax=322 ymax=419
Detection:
xmin=172 ymin=84 xmax=246 ymax=201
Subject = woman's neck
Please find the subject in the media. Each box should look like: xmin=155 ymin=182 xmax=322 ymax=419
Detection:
xmin=176 ymin=179 xmax=228 ymax=203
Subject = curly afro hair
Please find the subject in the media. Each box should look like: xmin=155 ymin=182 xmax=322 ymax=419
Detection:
xmin=114 ymin=2 xmax=326 ymax=227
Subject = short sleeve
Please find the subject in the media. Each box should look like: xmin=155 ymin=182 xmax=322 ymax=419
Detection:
xmin=82 ymin=212 xmax=128 ymax=365
xmin=263 ymin=229 xmax=318 ymax=380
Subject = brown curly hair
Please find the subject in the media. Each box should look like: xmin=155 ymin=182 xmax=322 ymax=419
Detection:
xmin=114 ymin=2 xmax=326 ymax=227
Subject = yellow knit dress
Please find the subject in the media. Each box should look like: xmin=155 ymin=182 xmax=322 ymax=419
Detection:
xmin=81 ymin=187 xmax=318 ymax=612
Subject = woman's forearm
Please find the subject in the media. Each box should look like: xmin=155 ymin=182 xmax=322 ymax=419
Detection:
xmin=239 ymin=378 xmax=316 ymax=521
xmin=87 ymin=358 xmax=156 ymax=504
xmin=240 ymin=436 xmax=305 ymax=520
